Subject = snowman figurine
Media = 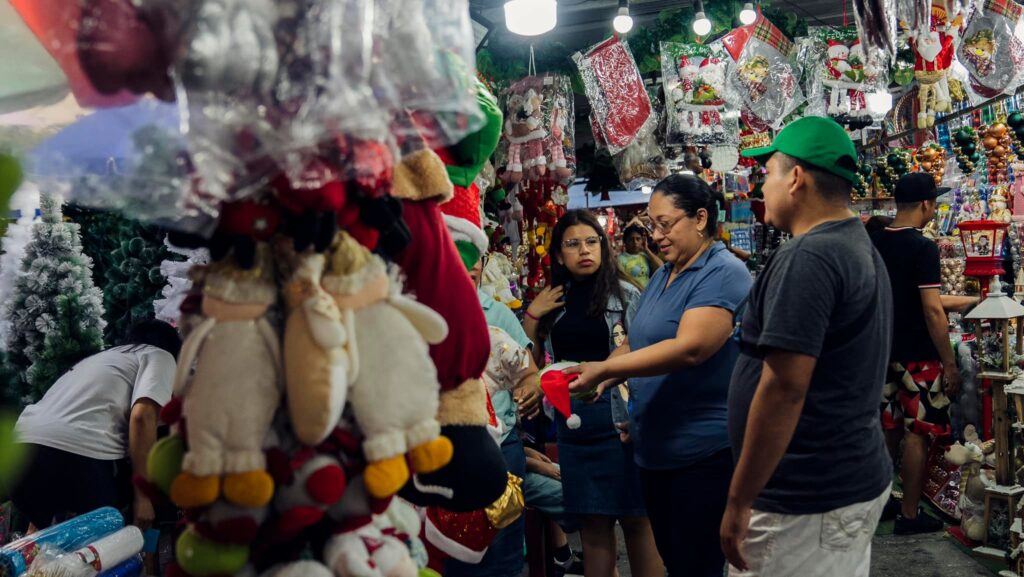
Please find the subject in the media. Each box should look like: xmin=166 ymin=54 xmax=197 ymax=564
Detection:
xmin=824 ymin=40 xmax=852 ymax=115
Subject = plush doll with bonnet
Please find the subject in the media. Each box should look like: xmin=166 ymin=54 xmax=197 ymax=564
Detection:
xmin=169 ymin=245 xmax=281 ymax=510
xmin=322 ymin=231 xmax=451 ymax=499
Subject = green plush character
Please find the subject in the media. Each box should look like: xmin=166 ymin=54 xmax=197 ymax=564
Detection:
xmin=0 ymin=154 xmax=23 ymax=238
xmin=443 ymin=78 xmax=504 ymax=189
xmin=176 ymin=527 xmax=250 ymax=576
xmin=0 ymin=412 xmax=27 ymax=488
xmin=147 ymin=434 xmax=186 ymax=495
xmin=419 ymin=570 xmax=442 ymax=577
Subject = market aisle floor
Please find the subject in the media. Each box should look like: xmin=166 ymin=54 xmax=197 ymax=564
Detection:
xmin=561 ymin=527 xmax=998 ymax=577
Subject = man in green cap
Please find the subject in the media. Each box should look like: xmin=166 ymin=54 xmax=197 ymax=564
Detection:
xmin=721 ymin=117 xmax=894 ymax=576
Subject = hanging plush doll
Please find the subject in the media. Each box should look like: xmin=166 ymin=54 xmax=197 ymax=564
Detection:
xmin=322 ymin=231 xmax=451 ymax=500
xmin=169 ymin=245 xmax=281 ymax=510
xmin=503 ymin=81 xmax=549 ymax=184
xmin=909 ymin=1 xmax=964 ymax=128
xmin=278 ymin=247 xmax=351 ymax=447
xmin=389 ymin=79 xmax=511 ymax=514
xmin=957 ymin=0 xmax=1024 ymax=97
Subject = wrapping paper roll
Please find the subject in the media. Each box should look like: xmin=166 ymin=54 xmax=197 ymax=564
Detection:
xmin=96 ymin=555 xmax=143 ymax=577
xmin=0 ymin=508 xmax=124 ymax=577
xmin=71 ymin=527 xmax=144 ymax=574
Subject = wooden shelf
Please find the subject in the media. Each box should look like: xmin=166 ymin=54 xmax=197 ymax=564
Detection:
xmin=979 ymin=371 xmax=1017 ymax=382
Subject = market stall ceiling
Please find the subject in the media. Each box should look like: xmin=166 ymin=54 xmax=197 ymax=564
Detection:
xmin=470 ymin=0 xmax=848 ymax=51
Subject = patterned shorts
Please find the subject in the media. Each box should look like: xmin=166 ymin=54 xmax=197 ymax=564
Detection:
xmin=880 ymin=361 xmax=951 ymax=437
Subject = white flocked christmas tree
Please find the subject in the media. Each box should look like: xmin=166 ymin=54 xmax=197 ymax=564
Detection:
xmin=4 ymin=192 xmax=106 ymax=402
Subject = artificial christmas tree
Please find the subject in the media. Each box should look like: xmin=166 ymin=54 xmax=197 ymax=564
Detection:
xmin=67 ymin=204 xmax=178 ymax=342
xmin=3 ymin=193 xmax=105 ymax=402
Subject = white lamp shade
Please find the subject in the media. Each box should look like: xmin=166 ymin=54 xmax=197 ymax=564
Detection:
xmin=866 ymin=91 xmax=893 ymax=118
xmin=739 ymin=3 xmax=756 ymax=25
xmin=505 ymin=0 xmax=557 ymax=36
xmin=613 ymin=9 xmax=634 ymax=34
xmin=693 ymin=12 xmax=712 ymax=36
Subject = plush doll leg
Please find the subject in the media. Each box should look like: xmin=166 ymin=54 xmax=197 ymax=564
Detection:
xmin=223 ymin=470 xmax=275 ymax=509
xmin=936 ymin=74 xmax=951 ymax=112
xmin=506 ymin=144 xmax=523 ymax=184
xmin=171 ymin=473 xmax=222 ymax=509
xmin=406 ymin=419 xmax=453 ymax=474
xmin=828 ymin=88 xmax=840 ymax=115
xmin=363 ymin=429 xmax=412 ymax=499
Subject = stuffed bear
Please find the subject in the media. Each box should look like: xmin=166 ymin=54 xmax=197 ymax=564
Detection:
xmin=169 ymin=245 xmax=282 ymax=510
xmin=322 ymin=231 xmax=451 ymax=499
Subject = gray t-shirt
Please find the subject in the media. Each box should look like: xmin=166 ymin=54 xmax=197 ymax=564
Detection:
xmin=728 ymin=217 xmax=894 ymax=515
xmin=16 ymin=345 xmax=175 ymax=460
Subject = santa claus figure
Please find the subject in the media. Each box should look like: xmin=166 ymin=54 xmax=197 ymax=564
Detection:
xmin=911 ymin=1 xmax=963 ymax=128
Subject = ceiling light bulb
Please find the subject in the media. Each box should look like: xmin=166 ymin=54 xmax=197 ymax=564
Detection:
xmin=867 ymin=90 xmax=893 ymax=118
xmin=598 ymin=214 xmax=609 ymax=227
xmin=693 ymin=12 xmax=712 ymax=36
xmin=504 ymin=0 xmax=557 ymax=36
xmin=739 ymin=3 xmax=757 ymax=25
xmin=613 ymin=6 xmax=633 ymax=34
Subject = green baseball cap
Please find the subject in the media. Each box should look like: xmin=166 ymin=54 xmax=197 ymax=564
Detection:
xmin=741 ymin=116 xmax=859 ymax=184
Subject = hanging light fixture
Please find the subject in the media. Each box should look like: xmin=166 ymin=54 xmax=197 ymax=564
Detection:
xmin=867 ymin=90 xmax=893 ymax=118
xmin=504 ymin=0 xmax=557 ymax=36
xmin=739 ymin=2 xmax=757 ymax=25
xmin=693 ymin=0 xmax=712 ymax=36
xmin=613 ymin=0 xmax=634 ymax=34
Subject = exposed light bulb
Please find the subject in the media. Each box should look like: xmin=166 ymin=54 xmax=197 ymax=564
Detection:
xmin=598 ymin=214 xmax=609 ymax=227
xmin=641 ymin=185 xmax=653 ymax=194
xmin=504 ymin=0 xmax=557 ymax=36
xmin=693 ymin=12 xmax=712 ymax=36
xmin=867 ymin=90 xmax=893 ymax=118
xmin=613 ymin=6 xmax=633 ymax=34
xmin=739 ymin=3 xmax=756 ymax=25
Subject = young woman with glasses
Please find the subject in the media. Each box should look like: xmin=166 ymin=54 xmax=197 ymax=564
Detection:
xmin=523 ymin=209 xmax=663 ymax=577
xmin=565 ymin=175 xmax=753 ymax=576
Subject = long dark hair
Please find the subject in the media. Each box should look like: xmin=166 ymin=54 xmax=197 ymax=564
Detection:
xmin=120 ymin=320 xmax=182 ymax=360
xmin=547 ymin=209 xmax=625 ymax=320
xmin=653 ymin=174 xmax=724 ymax=236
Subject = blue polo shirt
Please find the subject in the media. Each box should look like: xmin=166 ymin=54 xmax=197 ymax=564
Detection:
xmin=628 ymin=242 xmax=752 ymax=470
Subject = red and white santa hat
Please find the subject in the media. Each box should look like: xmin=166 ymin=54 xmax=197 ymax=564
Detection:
xmin=438 ymin=181 xmax=489 ymax=270
xmin=827 ymin=39 xmax=848 ymax=57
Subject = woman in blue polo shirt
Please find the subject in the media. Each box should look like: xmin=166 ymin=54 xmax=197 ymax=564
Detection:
xmin=566 ymin=174 xmax=752 ymax=577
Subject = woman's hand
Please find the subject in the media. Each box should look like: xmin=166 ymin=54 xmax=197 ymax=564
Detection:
xmin=564 ymin=362 xmax=609 ymax=396
xmin=515 ymin=383 xmax=544 ymax=420
xmin=526 ymin=286 xmax=565 ymax=320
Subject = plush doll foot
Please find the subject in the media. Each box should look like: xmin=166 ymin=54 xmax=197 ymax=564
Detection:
xmin=364 ymin=455 xmax=411 ymax=499
xmin=223 ymin=470 xmax=275 ymax=508
xmin=408 ymin=436 xmax=454 ymax=474
xmin=171 ymin=472 xmax=222 ymax=509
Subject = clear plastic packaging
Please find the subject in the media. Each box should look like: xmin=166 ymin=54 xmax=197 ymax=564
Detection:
xmin=661 ymin=42 xmax=740 ymax=146
xmin=500 ymin=74 xmax=576 ymax=184
xmin=611 ymin=129 xmax=670 ymax=191
xmin=0 ymin=507 xmax=123 ymax=577
xmin=804 ymin=26 xmax=889 ymax=120
xmin=723 ymin=16 xmax=805 ymax=129
xmin=25 ymin=527 xmax=143 ymax=577
xmin=957 ymin=0 xmax=1024 ymax=97
xmin=574 ymin=37 xmax=656 ymax=156
xmin=373 ymin=0 xmax=484 ymax=148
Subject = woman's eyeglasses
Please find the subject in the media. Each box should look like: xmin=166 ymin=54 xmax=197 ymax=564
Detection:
xmin=645 ymin=216 xmax=685 ymax=235
xmin=562 ymin=237 xmax=601 ymax=251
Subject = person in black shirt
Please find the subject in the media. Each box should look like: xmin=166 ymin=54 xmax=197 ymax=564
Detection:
xmin=869 ymin=172 xmax=964 ymax=535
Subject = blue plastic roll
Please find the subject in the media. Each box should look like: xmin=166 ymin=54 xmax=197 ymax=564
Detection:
xmin=97 ymin=555 xmax=143 ymax=577
xmin=0 ymin=507 xmax=124 ymax=577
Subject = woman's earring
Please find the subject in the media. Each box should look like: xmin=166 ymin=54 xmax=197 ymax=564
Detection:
xmin=697 ymin=230 xmax=704 ymax=238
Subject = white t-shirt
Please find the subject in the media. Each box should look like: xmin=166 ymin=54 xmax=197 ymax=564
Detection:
xmin=15 ymin=345 xmax=176 ymax=460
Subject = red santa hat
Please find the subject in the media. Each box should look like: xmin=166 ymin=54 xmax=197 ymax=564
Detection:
xmin=700 ymin=56 xmax=721 ymax=68
xmin=539 ymin=364 xmax=581 ymax=429
xmin=437 ymin=178 xmax=489 ymax=270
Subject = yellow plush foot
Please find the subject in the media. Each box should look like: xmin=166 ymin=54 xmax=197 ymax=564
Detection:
xmin=364 ymin=456 xmax=410 ymax=499
xmin=170 ymin=472 xmax=221 ymax=509
xmin=223 ymin=470 xmax=274 ymax=508
xmin=409 ymin=436 xmax=454 ymax=474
